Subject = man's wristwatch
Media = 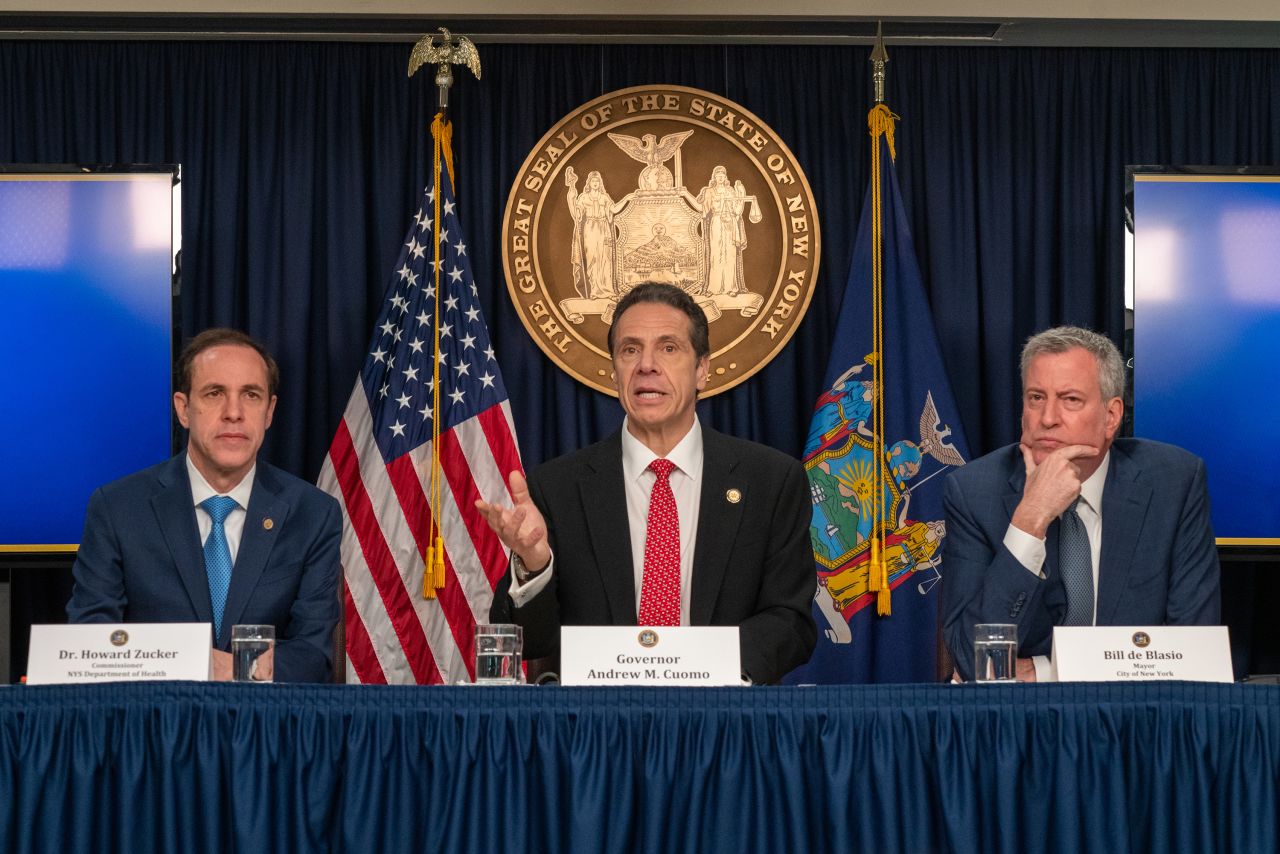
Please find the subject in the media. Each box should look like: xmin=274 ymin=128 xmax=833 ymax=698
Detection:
xmin=512 ymin=553 xmax=544 ymax=585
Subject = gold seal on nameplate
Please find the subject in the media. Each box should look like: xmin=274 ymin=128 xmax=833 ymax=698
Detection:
xmin=501 ymin=85 xmax=821 ymax=397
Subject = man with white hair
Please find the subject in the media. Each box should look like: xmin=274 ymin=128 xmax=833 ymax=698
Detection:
xmin=942 ymin=326 xmax=1220 ymax=682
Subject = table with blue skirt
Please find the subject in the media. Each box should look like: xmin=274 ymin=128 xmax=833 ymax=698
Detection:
xmin=0 ymin=681 xmax=1275 ymax=853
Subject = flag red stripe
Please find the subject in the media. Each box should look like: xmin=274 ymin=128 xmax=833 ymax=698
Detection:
xmin=384 ymin=445 xmax=477 ymax=679
xmin=329 ymin=420 xmax=441 ymax=685
xmin=384 ymin=452 xmax=433 ymax=565
xmin=439 ymin=428 xmax=509 ymax=593
xmin=343 ymin=581 xmax=386 ymax=684
xmin=478 ymin=404 xmax=524 ymax=489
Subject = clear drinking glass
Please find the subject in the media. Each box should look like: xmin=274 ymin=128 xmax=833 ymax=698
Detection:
xmin=474 ymin=624 xmax=523 ymax=684
xmin=231 ymin=624 xmax=275 ymax=682
xmin=973 ymin=623 xmax=1018 ymax=683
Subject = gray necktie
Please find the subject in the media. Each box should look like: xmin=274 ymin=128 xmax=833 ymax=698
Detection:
xmin=1058 ymin=498 xmax=1094 ymax=626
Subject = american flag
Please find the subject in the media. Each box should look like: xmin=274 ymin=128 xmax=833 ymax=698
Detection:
xmin=318 ymin=129 xmax=522 ymax=684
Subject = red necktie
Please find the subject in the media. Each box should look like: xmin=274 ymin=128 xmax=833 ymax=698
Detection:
xmin=638 ymin=458 xmax=680 ymax=626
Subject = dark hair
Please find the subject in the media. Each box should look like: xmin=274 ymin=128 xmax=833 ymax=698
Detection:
xmin=175 ymin=328 xmax=280 ymax=397
xmin=607 ymin=283 xmax=710 ymax=359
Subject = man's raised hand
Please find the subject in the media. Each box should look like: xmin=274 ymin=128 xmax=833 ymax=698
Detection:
xmin=1011 ymin=443 xmax=1098 ymax=538
xmin=475 ymin=471 xmax=551 ymax=573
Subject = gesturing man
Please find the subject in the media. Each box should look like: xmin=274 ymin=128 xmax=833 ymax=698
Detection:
xmin=477 ymin=283 xmax=816 ymax=684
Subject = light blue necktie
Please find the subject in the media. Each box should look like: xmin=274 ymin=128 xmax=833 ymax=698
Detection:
xmin=200 ymin=495 xmax=239 ymax=637
xmin=1058 ymin=498 xmax=1094 ymax=626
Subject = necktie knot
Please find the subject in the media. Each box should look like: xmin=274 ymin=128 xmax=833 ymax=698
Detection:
xmin=201 ymin=495 xmax=238 ymax=524
xmin=648 ymin=458 xmax=676 ymax=481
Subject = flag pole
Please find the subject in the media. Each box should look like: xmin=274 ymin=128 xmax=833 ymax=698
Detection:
xmin=409 ymin=29 xmax=482 ymax=598
xmin=867 ymin=22 xmax=897 ymax=616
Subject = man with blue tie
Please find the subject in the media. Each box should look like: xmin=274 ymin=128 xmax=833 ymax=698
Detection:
xmin=68 ymin=329 xmax=341 ymax=682
xmin=941 ymin=326 xmax=1220 ymax=682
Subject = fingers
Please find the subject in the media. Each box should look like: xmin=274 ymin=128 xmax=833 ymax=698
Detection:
xmin=1020 ymin=443 xmax=1036 ymax=475
xmin=1056 ymin=444 xmax=1100 ymax=461
xmin=507 ymin=470 xmax=531 ymax=505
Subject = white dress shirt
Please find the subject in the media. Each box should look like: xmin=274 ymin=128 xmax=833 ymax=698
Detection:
xmin=1003 ymin=451 xmax=1109 ymax=681
xmin=508 ymin=417 xmax=705 ymax=626
xmin=186 ymin=456 xmax=256 ymax=565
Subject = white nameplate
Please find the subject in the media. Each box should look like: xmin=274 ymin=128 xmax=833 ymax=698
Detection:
xmin=560 ymin=626 xmax=741 ymax=686
xmin=1052 ymin=625 xmax=1232 ymax=683
xmin=27 ymin=623 xmax=212 ymax=684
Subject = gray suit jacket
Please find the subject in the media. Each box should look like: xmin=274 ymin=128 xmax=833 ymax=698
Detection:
xmin=941 ymin=438 xmax=1220 ymax=681
xmin=67 ymin=454 xmax=342 ymax=682
xmin=491 ymin=427 xmax=817 ymax=684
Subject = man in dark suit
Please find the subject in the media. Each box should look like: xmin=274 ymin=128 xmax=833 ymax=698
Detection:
xmin=942 ymin=326 xmax=1219 ymax=682
xmin=478 ymin=283 xmax=816 ymax=684
xmin=68 ymin=329 xmax=341 ymax=683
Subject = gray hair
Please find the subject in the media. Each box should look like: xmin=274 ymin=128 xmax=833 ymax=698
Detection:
xmin=1020 ymin=326 xmax=1125 ymax=401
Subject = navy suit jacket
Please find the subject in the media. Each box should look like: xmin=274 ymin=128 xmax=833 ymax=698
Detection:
xmin=941 ymin=438 xmax=1220 ymax=681
xmin=490 ymin=427 xmax=817 ymax=684
xmin=67 ymin=454 xmax=342 ymax=683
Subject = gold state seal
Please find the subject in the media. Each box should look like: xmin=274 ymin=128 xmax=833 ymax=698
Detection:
xmin=502 ymin=85 xmax=820 ymax=397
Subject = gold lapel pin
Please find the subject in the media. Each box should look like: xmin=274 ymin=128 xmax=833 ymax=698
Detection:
xmin=263 ymin=518 xmax=274 ymax=531
xmin=726 ymin=488 xmax=742 ymax=504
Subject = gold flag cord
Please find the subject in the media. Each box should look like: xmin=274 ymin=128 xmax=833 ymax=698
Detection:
xmin=867 ymin=103 xmax=898 ymax=617
xmin=423 ymin=113 xmax=455 ymax=599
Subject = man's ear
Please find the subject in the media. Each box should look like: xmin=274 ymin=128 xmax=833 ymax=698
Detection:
xmin=1105 ymin=396 xmax=1124 ymax=439
xmin=173 ymin=392 xmax=190 ymax=429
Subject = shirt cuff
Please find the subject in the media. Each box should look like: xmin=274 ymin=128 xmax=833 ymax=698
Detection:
xmin=1003 ymin=523 xmax=1047 ymax=578
xmin=508 ymin=552 xmax=554 ymax=607
xmin=1033 ymin=654 xmax=1053 ymax=683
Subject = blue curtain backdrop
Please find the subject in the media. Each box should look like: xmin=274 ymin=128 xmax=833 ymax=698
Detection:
xmin=6 ymin=41 xmax=1280 ymax=476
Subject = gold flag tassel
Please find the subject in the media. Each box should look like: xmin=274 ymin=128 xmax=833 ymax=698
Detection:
xmin=867 ymin=102 xmax=898 ymax=616
xmin=422 ymin=113 xmax=457 ymax=599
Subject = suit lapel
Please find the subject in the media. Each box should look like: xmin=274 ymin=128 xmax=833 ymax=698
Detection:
xmin=690 ymin=429 xmax=744 ymax=625
xmin=579 ymin=434 xmax=637 ymax=624
xmin=1096 ymin=446 xmax=1152 ymax=625
xmin=151 ymin=455 xmax=213 ymax=625
xmin=220 ymin=464 xmax=289 ymax=641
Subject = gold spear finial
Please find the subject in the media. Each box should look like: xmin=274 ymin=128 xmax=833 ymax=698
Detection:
xmin=870 ymin=20 xmax=889 ymax=104
xmin=408 ymin=28 xmax=482 ymax=113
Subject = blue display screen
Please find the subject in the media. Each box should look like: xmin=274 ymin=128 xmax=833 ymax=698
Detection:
xmin=1132 ymin=174 xmax=1280 ymax=543
xmin=0 ymin=173 xmax=175 ymax=549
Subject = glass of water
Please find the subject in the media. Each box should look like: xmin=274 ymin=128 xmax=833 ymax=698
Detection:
xmin=474 ymin=624 xmax=523 ymax=684
xmin=231 ymin=624 xmax=275 ymax=682
xmin=973 ymin=623 xmax=1018 ymax=683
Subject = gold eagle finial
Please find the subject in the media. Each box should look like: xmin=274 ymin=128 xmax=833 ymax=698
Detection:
xmin=408 ymin=28 xmax=482 ymax=81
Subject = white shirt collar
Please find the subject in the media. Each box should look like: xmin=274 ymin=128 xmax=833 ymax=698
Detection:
xmin=186 ymin=454 xmax=256 ymax=511
xmin=621 ymin=416 xmax=703 ymax=482
xmin=1078 ymin=450 xmax=1110 ymax=515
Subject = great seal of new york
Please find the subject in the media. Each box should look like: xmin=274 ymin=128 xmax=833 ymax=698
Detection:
xmin=501 ymin=84 xmax=821 ymax=397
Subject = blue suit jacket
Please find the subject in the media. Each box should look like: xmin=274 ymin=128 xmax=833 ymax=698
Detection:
xmin=941 ymin=438 xmax=1220 ymax=681
xmin=67 ymin=454 xmax=342 ymax=683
